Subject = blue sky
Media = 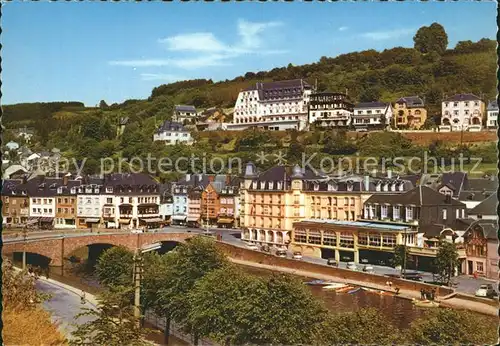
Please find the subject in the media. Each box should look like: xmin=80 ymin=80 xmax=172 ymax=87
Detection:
xmin=3 ymin=1 xmax=496 ymax=106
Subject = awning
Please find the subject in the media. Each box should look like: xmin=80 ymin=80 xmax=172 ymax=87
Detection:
xmin=217 ymin=218 xmax=234 ymax=224
xmin=138 ymin=203 xmax=159 ymax=207
xmin=119 ymin=203 xmax=133 ymax=207
xmin=40 ymin=217 xmax=54 ymax=223
xmin=85 ymin=218 xmax=100 ymax=223
xmin=141 ymin=217 xmax=163 ymax=223
xmin=119 ymin=219 xmax=131 ymax=224
xmin=172 ymin=215 xmax=187 ymax=221
xmin=26 ymin=218 xmax=39 ymax=225
xmin=187 ymin=217 xmax=199 ymax=222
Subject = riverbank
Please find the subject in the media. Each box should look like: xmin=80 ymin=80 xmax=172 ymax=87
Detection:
xmin=230 ymin=258 xmax=498 ymax=317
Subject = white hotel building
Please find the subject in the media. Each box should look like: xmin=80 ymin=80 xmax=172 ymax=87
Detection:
xmin=441 ymin=94 xmax=485 ymax=131
xmin=486 ymin=100 xmax=498 ymax=129
xmin=228 ymin=79 xmax=313 ymax=131
xmin=352 ymin=102 xmax=393 ymax=131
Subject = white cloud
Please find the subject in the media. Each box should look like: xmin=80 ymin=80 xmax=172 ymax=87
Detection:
xmin=360 ymin=28 xmax=415 ymax=41
xmin=158 ymin=32 xmax=228 ymax=52
xmin=338 ymin=26 xmax=349 ymax=32
xmin=110 ymin=19 xmax=287 ymax=70
xmin=140 ymin=73 xmax=188 ymax=82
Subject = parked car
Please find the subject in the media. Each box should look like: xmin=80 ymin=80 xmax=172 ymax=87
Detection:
xmin=327 ymin=258 xmax=338 ymax=267
xmin=201 ymin=230 xmax=215 ymax=238
xmin=401 ymin=272 xmax=423 ymax=281
xmin=293 ymin=252 xmax=302 ymax=260
xmin=362 ymin=265 xmax=374 ymax=274
xmin=260 ymin=244 xmax=271 ymax=253
xmin=475 ymin=284 xmax=496 ymax=298
xmin=246 ymin=242 xmax=259 ymax=251
xmin=346 ymin=262 xmax=358 ymax=271
xmin=130 ymin=229 xmax=143 ymax=234
xmin=275 ymin=249 xmax=287 ymax=258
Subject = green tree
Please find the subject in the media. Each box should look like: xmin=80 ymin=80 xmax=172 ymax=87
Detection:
xmin=187 ymin=265 xmax=268 ymax=345
xmin=408 ymin=308 xmax=497 ymax=345
xmin=70 ymin=287 xmax=150 ymax=346
xmin=95 ymin=246 xmax=134 ymax=288
xmin=359 ymin=86 xmax=382 ymax=102
xmin=287 ymin=130 xmax=305 ymax=164
xmin=413 ymin=23 xmax=448 ymax=55
xmin=99 ymin=100 xmax=109 ymax=109
xmin=433 ymin=241 xmax=459 ymax=286
xmin=316 ymin=308 xmax=404 ymax=345
xmin=255 ymin=273 xmax=327 ymax=345
xmin=392 ymin=244 xmax=412 ymax=274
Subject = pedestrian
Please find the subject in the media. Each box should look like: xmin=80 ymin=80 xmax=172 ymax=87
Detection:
xmin=420 ymin=288 xmax=425 ymax=300
xmin=45 ymin=267 xmax=50 ymax=279
xmin=388 ymin=281 xmax=393 ymax=288
xmin=423 ymin=289 xmax=428 ymax=300
xmin=395 ymin=287 xmax=400 ymax=295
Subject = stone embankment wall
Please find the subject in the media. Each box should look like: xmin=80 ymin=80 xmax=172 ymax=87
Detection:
xmin=216 ymin=242 xmax=454 ymax=297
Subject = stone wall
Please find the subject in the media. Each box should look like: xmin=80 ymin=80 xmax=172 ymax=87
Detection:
xmin=216 ymin=242 xmax=454 ymax=297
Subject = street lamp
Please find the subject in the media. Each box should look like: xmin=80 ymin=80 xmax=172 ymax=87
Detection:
xmin=133 ymin=242 xmax=162 ymax=326
xmin=22 ymin=226 xmax=28 ymax=270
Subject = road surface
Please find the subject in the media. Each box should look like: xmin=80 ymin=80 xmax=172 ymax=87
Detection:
xmin=36 ymin=278 xmax=97 ymax=338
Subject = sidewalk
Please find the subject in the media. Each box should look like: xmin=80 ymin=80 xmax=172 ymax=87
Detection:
xmin=230 ymin=258 xmax=498 ymax=317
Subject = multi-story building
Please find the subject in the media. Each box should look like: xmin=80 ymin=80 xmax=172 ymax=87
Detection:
xmin=468 ymin=193 xmax=496 ymax=221
xmin=229 ymin=79 xmax=313 ymax=131
xmin=101 ymin=174 xmax=161 ymax=229
xmin=463 ymin=219 xmax=498 ymax=279
xmin=172 ymin=105 xmax=197 ymax=124
xmin=486 ymin=100 xmax=498 ymax=129
xmin=1 ymin=179 xmax=29 ymax=227
xmin=76 ymin=176 xmax=103 ymax=229
xmin=171 ymin=178 xmax=190 ymax=226
xmin=240 ymin=163 xmax=414 ymax=249
xmin=153 ymin=120 xmax=193 ymax=145
xmin=187 ymin=186 xmax=203 ymax=227
xmin=441 ymin=94 xmax=485 ymax=131
xmin=394 ymin=96 xmax=427 ymax=129
xmin=26 ymin=177 xmax=60 ymax=229
xmin=200 ymin=175 xmax=229 ymax=227
xmin=308 ymin=92 xmax=353 ymax=128
xmin=218 ymin=181 xmax=239 ymax=228
xmin=159 ymin=184 xmax=173 ymax=224
xmin=352 ymin=102 xmax=393 ymax=131
xmin=54 ymin=176 xmax=80 ymax=229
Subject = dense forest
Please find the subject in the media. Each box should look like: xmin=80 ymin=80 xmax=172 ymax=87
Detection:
xmin=2 ymin=24 xmax=497 ymax=179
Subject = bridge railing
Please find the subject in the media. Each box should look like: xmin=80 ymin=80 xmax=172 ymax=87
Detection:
xmin=144 ymin=309 xmax=217 ymax=346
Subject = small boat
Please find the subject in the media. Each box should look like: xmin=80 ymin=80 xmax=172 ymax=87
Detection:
xmin=413 ymin=299 xmax=440 ymax=308
xmin=348 ymin=287 xmax=361 ymax=294
xmin=305 ymin=280 xmax=337 ymax=286
xmin=323 ymin=283 xmax=349 ymax=290
xmin=361 ymin=287 xmax=377 ymax=292
xmin=335 ymin=286 xmax=355 ymax=293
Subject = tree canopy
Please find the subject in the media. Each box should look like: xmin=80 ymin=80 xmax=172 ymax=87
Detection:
xmin=414 ymin=22 xmax=449 ymax=55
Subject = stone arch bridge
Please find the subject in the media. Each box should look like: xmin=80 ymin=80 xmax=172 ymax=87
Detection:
xmin=2 ymin=232 xmax=192 ymax=267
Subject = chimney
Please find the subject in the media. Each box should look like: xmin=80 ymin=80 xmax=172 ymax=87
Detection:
xmin=63 ymin=175 xmax=69 ymax=186
xmin=445 ymin=194 xmax=452 ymax=204
xmin=208 ymin=175 xmax=214 ymax=183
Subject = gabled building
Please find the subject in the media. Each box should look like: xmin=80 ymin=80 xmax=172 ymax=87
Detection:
xmin=54 ymin=175 xmax=80 ymax=229
xmin=187 ymin=186 xmax=203 ymax=227
xmin=352 ymin=102 xmax=393 ymax=131
xmin=394 ymin=96 xmax=427 ymax=129
xmin=1 ymin=179 xmax=29 ymax=227
xmin=153 ymin=120 xmax=193 ymax=145
xmin=229 ymin=79 xmax=313 ymax=131
xmin=218 ymin=178 xmax=240 ymax=228
xmin=159 ymin=183 xmax=173 ymax=224
xmin=463 ymin=219 xmax=498 ymax=279
xmin=441 ymin=94 xmax=485 ymax=131
xmin=486 ymin=100 xmax=498 ymax=129
xmin=308 ymin=92 xmax=354 ymax=129
xmin=172 ymin=105 xmax=197 ymax=124
xmin=468 ymin=193 xmax=496 ymax=220
xmin=76 ymin=175 xmax=104 ymax=229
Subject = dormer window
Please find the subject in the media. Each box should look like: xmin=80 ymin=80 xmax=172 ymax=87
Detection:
xmin=57 ymin=187 xmax=63 ymax=194
xmin=375 ymin=182 xmax=381 ymax=192
xmin=252 ymin=181 xmax=257 ymax=189
xmin=314 ymin=183 xmax=319 ymax=191
xmin=106 ymin=187 xmax=113 ymax=193
xmin=70 ymin=187 xmax=76 ymax=194
xmin=383 ymin=183 xmax=389 ymax=192
xmin=277 ymin=181 xmax=283 ymax=190
xmin=86 ymin=187 xmax=92 ymax=193
xmin=391 ymin=183 xmax=396 ymax=192
xmin=347 ymin=184 xmax=353 ymax=192
xmin=269 ymin=181 xmax=274 ymax=190
xmin=94 ymin=188 xmax=99 ymax=194
xmin=398 ymin=183 xmax=404 ymax=192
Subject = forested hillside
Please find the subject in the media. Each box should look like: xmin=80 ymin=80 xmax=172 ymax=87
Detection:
xmin=2 ymin=24 xmax=497 ymax=179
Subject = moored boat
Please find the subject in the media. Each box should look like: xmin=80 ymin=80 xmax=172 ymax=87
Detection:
xmin=305 ymin=279 xmax=338 ymax=286
xmin=412 ymin=299 xmax=440 ymax=308
xmin=335 ymin=286 xmax=355 ymax=293
xmin=323 ymin=283 xmax=349 ymax=290
xmin=348 ymin=287 xmax=362 ymax=294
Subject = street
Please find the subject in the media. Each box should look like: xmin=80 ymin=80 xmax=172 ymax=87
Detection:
xmin=36 ymin=278 xmax=97 ymax=338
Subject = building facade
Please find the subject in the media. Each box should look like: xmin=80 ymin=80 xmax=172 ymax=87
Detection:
xmin=352 ymin=102 xmax=393 ymax=131
xmin=54 ymin=177 xmax=80 ymax=229
xmin=229 ymin=79 xmax=313 ymax=131
xmin=441 ymin=94 xmax=485 ymax=131
xmin=394 ymin=96 xmax=427 ymax=129
xmin=486 ymin=100 xmax=498 ymax=129
xmin=1 ymin=179 xmax=29 ymax=227
xmin=187 ymin=187 xmax=202 ymax=227
xmin=153 ymin=120 xmax=193 ymax=145
xmin=308 ymin=92 xmax=353 ymax=128
xmin=463 ymin=220 xmax=498 ymax=279
xmin=172 ymin=105 xmax=197 ymax=124
xmin=218 ymin=183 xmax=239 ymax=228
xmin=76 ymin=177 xmax=103 ymax=229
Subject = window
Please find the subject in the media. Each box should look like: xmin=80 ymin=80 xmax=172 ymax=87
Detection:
xmin=57 ymin=208 xmax=62 ymax=213
xmin=456 ymin=209 xmax=459 ymax=218
xmin=350 ymin=198 xmax=355 ymax=206
xmin=120 ymin=197 xmax=124 ymax=203
xmin=382 ymin=234 xmax=396 ymax=248
xmin=442 ymin=209 xmax=447 ymax=220
xmin=339 ymin=232 xmax=354 ymax=248
xmin=308 ymin=230 xmax=321 ymax=245
xmin=461 ymin=209 xmax=465 ymax=218
xmin=323 ymin=232 xmax=336 ymax=246
xmin=294 ymin=229 xmax=307 ymax=243
xmin=406 ymin=207 xmax=413 ymax=220
xmin=344 ymin=197 xmax=349 ymax=206
xmin=358 ymin=233 xmax=368 ymax=245
xmin=381 ymin=205 xmax=388 ymax=219
xmin=369 ymin=233 xmax=381 ymax=246
xmin=393 ymin=206 xmax=400 ymax=220
xmin=476 ymin=261 xmax=484 ymax=273
xmin=107 ymin=198 xmax=113 ymax=204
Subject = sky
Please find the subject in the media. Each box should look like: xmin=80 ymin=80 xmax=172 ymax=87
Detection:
xmin=2 ymin=1 xmax=497 ymax=106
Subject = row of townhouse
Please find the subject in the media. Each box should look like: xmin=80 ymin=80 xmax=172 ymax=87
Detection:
xmin=226 ymin=78 xmax=498 ymax=132
xmin=1 ymin=173 xmax=164 ymax=230
xmin=239 ymin=163 xmax=498 ymax=279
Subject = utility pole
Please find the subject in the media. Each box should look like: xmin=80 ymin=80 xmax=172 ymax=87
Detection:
xmin=22 ymin=227 xmax=28 ymax=270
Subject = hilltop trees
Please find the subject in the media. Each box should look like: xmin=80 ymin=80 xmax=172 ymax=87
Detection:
xmin=414 ymin=23 xmax=449 ymax=55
